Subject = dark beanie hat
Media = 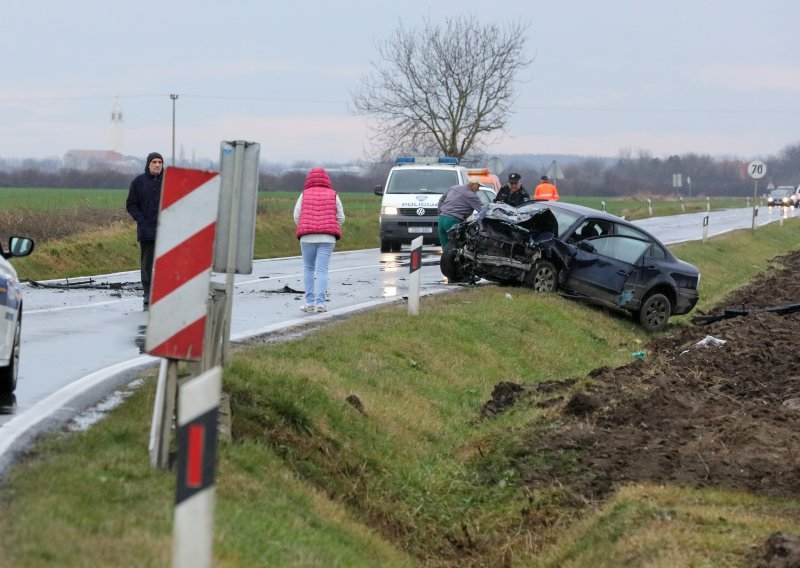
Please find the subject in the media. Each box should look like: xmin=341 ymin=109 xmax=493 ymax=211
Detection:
xmin=146 ymin=152 xmax=164 ymax=167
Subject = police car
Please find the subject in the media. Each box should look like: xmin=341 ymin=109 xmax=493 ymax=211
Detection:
xmin=0 ymin=235 xmax=34 ymax=393
xmin=374 ymin=157 xmax=468 ymax=252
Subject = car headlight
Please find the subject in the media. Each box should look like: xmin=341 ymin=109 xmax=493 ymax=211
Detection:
xmin=381 ymin=206 xmax=399 ymax=215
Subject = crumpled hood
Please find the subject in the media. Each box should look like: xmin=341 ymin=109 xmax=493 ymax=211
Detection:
xmin=476 ymin=203 xmax=559 ymax=238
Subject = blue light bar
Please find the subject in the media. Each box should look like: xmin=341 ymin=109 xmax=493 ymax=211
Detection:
xmin=394 ymin=156 xmax=459 ymax=165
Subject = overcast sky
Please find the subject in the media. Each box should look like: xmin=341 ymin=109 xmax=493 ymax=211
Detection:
xmin=2 ymin=1 xmax=797 ymax=164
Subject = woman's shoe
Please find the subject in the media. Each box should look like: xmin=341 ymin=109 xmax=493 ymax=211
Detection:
xmin=300 ymin=304 xmax=315 ymax=312
xmin=315 ymin=305 xmax=327 ymax=313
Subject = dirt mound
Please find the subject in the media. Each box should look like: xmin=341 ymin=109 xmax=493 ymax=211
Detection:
xmin=499 ymin=250 xmax=800 ymax=502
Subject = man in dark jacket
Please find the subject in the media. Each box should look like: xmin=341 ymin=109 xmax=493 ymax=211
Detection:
xmin=494 ymin=172 xmax=531 ymax=207
xmin=126 ymin=152 xmax=164 ymax=309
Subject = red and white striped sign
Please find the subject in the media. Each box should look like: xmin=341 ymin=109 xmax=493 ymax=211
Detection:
xmin=146 ymin=167 xmax=221 ymax=361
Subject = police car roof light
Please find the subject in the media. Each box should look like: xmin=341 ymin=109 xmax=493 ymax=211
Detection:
xmin=394 ymin=156 xmax=459 ymax=165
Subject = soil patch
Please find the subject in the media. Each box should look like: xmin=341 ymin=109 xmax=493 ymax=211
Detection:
xmin=490 ymin=250 xmax=800 ymax=503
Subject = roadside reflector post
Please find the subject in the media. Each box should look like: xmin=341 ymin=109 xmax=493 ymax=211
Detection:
xmin=408 ymin=236 xmax=423 ymax=316
xmin=600 ymin=200 xmax=606 ymax=212
xmin=680 ymin=196 xmax=685 ymax=213
xmin=706 ymin=197 xmax=710 ymax=212
xmin=174 ymin=366 xmax=222 ymax=568
xmin=647 ymin=198 xmax=653 ymax=216
xmin=702 ymin=215 xmax=709 ymax=243
xmin=780 ymin=207 xmax=785 ymax=226
xmin=746 ymin=196 xmax=750 ymax=208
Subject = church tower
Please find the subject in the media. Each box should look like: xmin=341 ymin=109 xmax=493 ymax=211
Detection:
xmin=110 ymin=99 xmax=124 ymax=154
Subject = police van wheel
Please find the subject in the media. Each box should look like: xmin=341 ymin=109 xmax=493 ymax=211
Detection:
xmin=380 ymin=239 xmax=392 ymax=253
xmin=391 ymin=241 xmax=402 ymax=252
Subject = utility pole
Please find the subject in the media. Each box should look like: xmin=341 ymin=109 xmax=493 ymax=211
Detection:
xmin=170 ymin=94 xmax=179 ymax=166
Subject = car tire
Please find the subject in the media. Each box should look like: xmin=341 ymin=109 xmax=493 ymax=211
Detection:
xmin=391 ymin=241 xmax=402 ymax=252
xmin=637 ymin=293 xmax=671 ymax=332
xmin=380 ymin=239 xmax=391 ymax=253
xmin=523 ymin=260 xmax=558 ymax=292
xmin=0 ymin=315 xmax=20 ymax=394
xmin=440 ymin=241 xmax=467 ymax=282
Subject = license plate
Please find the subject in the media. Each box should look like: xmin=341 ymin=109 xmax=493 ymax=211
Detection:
xmin=408 ymin=227 xmax=433 ymax=233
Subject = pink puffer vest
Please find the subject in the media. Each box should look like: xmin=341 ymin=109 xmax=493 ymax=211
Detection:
xmin=296 ymin=168 xmax=341 ymax=239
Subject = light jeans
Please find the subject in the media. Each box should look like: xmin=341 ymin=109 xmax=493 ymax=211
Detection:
xmin=301 ymin=241 xmax=335 ymax=306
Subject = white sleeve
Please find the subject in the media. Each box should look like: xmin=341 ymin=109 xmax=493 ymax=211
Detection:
xmin=293 ymin=195 xmax=303 ymax=225
xmin=336 ymin=195 xmax=345 ymax=225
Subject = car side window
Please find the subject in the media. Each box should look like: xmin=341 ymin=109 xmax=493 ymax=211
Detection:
xmin=586 ymin=236 xmax=651 ymax=265
xmin=613 ymin=223 xmax=667 ymax=259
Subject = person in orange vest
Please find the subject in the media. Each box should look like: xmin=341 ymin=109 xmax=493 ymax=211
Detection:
xmin=533 ymin=175 xmax=559 ymax=201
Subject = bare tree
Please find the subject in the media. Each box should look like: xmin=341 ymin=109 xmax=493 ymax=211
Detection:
xmin=351 ymin=16 xmax=532 ymax=162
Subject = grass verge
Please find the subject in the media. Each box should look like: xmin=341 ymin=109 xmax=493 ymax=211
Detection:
xmin=0 ymin=220 xmax=798 ymax=566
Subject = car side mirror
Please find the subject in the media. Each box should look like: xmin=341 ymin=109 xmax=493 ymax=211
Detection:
xmin=374 ymin=185 xmax=384 ymax=196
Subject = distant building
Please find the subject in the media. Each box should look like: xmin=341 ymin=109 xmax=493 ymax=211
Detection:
xmin=61 ymin=100 xmax=140 ymax=172
xmin=62 ymin=149 xmax=137 ymax=172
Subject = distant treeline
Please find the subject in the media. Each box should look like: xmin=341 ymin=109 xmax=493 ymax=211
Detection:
xmin=2 ymin=143 xmax=799 ymax=196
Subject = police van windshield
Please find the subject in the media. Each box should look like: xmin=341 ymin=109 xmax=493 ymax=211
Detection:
xmin=386 ymin=169 xmax=460 ymax=194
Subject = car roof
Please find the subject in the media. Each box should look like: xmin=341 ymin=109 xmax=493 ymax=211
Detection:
xmin=539 ymin=200 xmax=627 ymax=224
xmin=535 ymin=201 xmax=669 ymax=244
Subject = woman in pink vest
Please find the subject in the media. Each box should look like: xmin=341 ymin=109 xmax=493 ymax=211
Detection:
xmin=293 ymin=167 xmax=345 ymax=313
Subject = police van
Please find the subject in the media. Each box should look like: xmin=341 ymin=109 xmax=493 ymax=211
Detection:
xmin=374 ymin=157 xmax=468 ymax=252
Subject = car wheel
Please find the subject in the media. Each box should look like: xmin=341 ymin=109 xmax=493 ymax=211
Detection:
xmin=0 ymin=315 xmax=21 ymax=394
xmin=391 ymin=241 xmax=402 ymax=252
xmin=440 ymin=241 xmax=467 ymax=282
xmin=638 ymin=293 xmax=671 ymax=332
xmin=380 ymin=239 xmax=391 ymax=253
xmin=524 ymin=260 xmax=558 ymax=292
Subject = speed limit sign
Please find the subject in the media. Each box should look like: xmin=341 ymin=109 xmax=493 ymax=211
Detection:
xmin=748 ymin=160 xmax=767 ymax=179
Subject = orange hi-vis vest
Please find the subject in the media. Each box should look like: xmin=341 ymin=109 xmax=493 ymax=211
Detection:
xmin=534 ymin=181 xmax=559 ymax=201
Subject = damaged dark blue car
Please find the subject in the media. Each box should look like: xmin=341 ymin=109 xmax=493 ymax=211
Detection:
xmin=440 ymin=201 xmax=701 ymax=332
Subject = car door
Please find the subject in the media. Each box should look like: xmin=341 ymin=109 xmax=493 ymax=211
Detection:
xmin=0 ymin=258 xmax=19 ymax=365
xmin=561 ymin=235 xmax=651 ymax=308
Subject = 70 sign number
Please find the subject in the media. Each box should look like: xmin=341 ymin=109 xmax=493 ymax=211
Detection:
xmin=748 ymin=160 xmax=767 ymax=180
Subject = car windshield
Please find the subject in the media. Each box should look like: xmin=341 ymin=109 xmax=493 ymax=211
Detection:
xmin=386 ymin=169 xmax=460 ymax=194
xmin=770 ymin=189 xmax=792 ymax=198
xmin=538 ymin=205 xmax=582 ymax=239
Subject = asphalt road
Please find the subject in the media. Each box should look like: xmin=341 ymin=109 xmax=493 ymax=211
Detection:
xmin=0 ymin=205 xmax=790 ymax=468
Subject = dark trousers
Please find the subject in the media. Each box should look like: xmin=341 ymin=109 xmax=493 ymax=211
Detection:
xmin=140 ymin=240 xmax=155 ymax=299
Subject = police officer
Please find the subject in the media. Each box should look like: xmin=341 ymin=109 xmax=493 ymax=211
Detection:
xmin=494 ymin=172 xmax=531 ymax=207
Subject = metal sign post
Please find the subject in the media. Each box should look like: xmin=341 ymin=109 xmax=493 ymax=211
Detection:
xmin=672 ymin=173 xmax=682 ymax=197
xmin=748 ymin=160 xmax=767 ymax=232
xmin=408 ymin=236 xmax=423 ymax=315
xmin=214 ymin=141 xmax=260 ymax=364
